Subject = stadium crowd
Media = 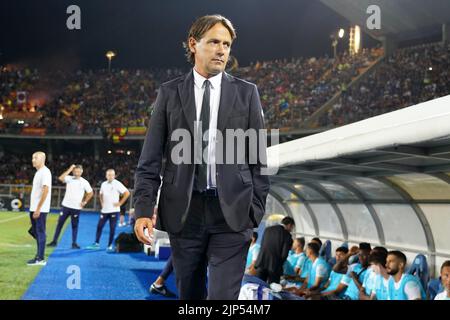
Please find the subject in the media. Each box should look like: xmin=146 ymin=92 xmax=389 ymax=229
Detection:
xmin=317 ymin=42 xmax=450 ymax=127
xmin=1 ymin=43 xmax=448 ymax=133
xmin=0 ymin=48 xmax=381 ymax=134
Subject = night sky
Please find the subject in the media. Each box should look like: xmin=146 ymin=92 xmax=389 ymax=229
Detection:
xmin=0 ymin=0 xmax=376 ymax=70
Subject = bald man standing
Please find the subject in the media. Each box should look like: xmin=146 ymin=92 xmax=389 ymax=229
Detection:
xmin=87 ymin=169 xmax=130 ymax=252
xmin=28 ymin=151 xmax=52 ymax=266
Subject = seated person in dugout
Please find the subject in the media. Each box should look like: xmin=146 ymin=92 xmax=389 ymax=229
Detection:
xmin=291 ymin=237 xmax=324 ymax=286
xmin=311 ymin=246 xmax=350 ymax=300
xmin=385 ymin=250 xmax=426 ymax=300
xmin=298 ymin=242 xmax=371 ymax=300
xmin=286 ymin=242 xmax=331 ymax=296
xmin=245 ymin=232 xmax=261 ymax=275
xmin=434 ymin=260 xmax=450 ymax=300
xmin=359 ymin=249 xmax=389 ymax=300
xmin=282 ymin=237 xmax=307 ymax=286
xmin=338 ymin=242 xmax=372 ymax=300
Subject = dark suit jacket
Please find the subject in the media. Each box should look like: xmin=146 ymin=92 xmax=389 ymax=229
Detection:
xmin=133 ymin=70 xmax=270 ymax=233
xmin=255 ymin=225 xmax=293 ymax=275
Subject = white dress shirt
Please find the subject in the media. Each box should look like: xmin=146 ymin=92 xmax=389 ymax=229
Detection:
xmin=193 ymin=68 xmax=222 ymax=189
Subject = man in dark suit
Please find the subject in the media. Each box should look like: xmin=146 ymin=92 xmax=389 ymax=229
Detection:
xmin=254 ymin=216 xmax=295 ymax=284
xmin=133 ymin=14 xmax=270 ymax=300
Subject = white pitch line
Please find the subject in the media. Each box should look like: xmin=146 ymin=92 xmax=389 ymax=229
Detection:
xmin=0 ymin=243 xmax=33 ymax=248
xmin=0 ymin=213 xmax=28 ymax=224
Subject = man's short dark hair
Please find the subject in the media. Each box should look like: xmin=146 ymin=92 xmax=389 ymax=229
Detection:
xmin=183 ymin=14 xmax=237 ymax=65
xmin=388 ymin=250 xmax=407 ymax=265
xmin=369 ymin=251 xmax=387 ymax=266
xmin=372 ymin=246 xmax=388 ymax=255
xmin=296 ymin=237 xmax=305 ymax=249
xmin=307 ymin=242 xmax=320 ymax=256
xmin=359 ymin=242 xmax=372 ymax=251
xmin=440 ymin=260 xmax=450 ymax=273
xmin=281 ymin=216 xmax=295 ymax=227
xmin=336 ymin=246 xmax=349 ymax=254
xmin=252 ymin=232 xmax=258 ymax=241
xmin=311 ymin=237 xmax=322 ymax=247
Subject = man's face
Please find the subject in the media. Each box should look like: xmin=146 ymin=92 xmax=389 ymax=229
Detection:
xmin=32 ymin=153 xmax=44 ymax=168
xmin=306 ymin=247 xmax=312 ymax=259
xmin=106 ymin=170 xmax=115 ymax=182
xmin=335 ymin=250 xmax=346 ymax=262
xmin=189 ymin=23 xmax=232 ymax=77
xmin=441 ymin=266 xmax=450 ymax=292
xmin=370 ymin=263 xmax=381 ymax=275
xmin=359 ymin=249 xmax=370 ymax=267
xmin=386 ymin=255 xmax=402 ymax=275
xmin=292 ymin=240 xmax=299 ymax=251
xmin=73 ymin=168 xmax=83 ymax=178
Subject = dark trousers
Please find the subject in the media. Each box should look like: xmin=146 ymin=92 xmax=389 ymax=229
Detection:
xmin=169 ymin=193 xmax=252 ymax=300
xmin=52 ymin=206 xmax=80 ymax=244
xmin=95 ymin=212 xmax=118 ymax=246
xmin=29 ymin=212 xmax=47 ymax=260
xmin=255 ymin=267 xmax=282 ymax=284
xmin=160 ymin=255 xmax=174 ymax=280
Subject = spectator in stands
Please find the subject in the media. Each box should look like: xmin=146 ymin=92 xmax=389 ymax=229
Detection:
xmin=434 ymin=260 xmax=450 ymax=300
xmin=254 ymin=217 xmax=295 ymax=284
xmin=245 ymin=232 xmax=261 ymax=275
xmin=386 ymin=250 xmax=426 ymax=300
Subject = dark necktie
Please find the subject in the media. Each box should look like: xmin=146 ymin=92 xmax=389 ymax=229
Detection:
xmin=194 ymin=79 xmax=210 ymax=191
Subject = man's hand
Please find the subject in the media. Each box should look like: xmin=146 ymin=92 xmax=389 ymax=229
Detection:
xmin=349 ymin=246 xmax=359 ymax=256
xmin=113 ymin=202 xmax=121 ymax=207
xmin=32 ymin=209 xmax=41 ymax=219
xmin=134 ymin=217 xmax=154 ymax=245
xmin=80 ymin=201 xmax=87 ymax=208
xmin=70 ymin=164 xmax=76 ymax=171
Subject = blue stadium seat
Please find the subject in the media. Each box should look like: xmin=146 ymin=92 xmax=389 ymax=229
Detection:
xmin=328 ymin=257 xmax=337 ymax=268
xmin=407 ymin=254 xmax=429 ymax=290
xmin=319 ymin=240 xmax=332 ymax=262
xmin=427 ymin=278 xmax=444 ymax=300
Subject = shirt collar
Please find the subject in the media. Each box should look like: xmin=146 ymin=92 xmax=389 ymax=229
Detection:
xmin=193 ymin=68 xmax=222 ymax=90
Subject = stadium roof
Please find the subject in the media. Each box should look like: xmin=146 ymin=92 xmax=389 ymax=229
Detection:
xmin=319 ymin=0 xmax=450 ymax=41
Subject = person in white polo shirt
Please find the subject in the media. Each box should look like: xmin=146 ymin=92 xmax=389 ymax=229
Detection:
xmin=47 ymin=164 xmax=93 ymax=249
xmin=28 ymin=151 xmax=52 ymax=266
xmin=87 ymin=169 xmax=130 ymax=251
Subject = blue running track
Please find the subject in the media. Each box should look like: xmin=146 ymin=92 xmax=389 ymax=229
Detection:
xmin=22 ymin=212 xmax=177 ymax=300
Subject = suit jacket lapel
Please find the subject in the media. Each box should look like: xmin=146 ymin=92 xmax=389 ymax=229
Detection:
xmin=217 ymin=72 xmax=237 ymax=132
xmin=178 ymin=70 xmax=196 ymax=137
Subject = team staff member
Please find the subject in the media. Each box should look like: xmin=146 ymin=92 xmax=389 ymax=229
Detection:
xmin=88 ymin=169 xmax=130 ymax=251
xmin=28 ymin=151 xmax=52 ymax=266
xmin=47 ymin=164 xmax=93 ymax=249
